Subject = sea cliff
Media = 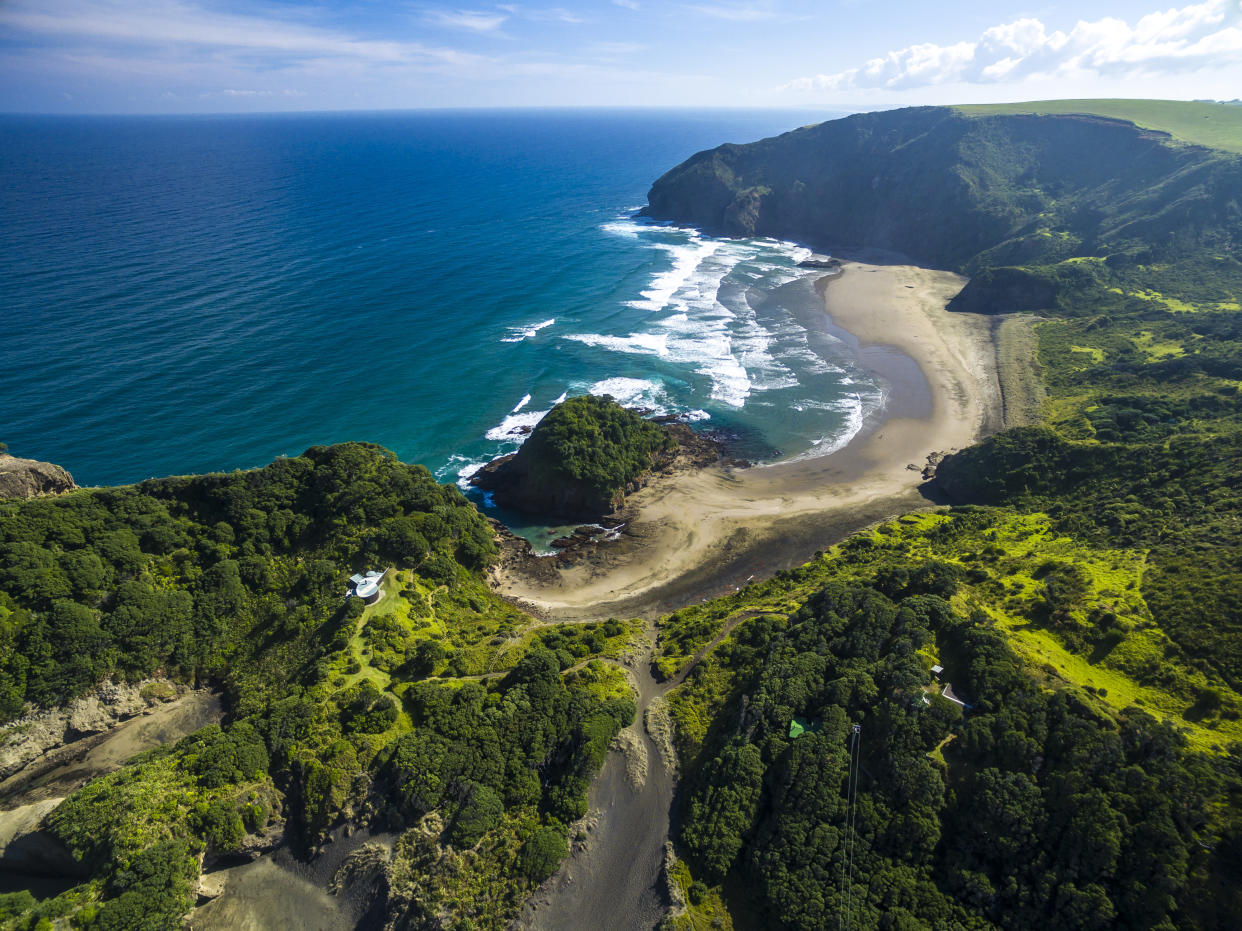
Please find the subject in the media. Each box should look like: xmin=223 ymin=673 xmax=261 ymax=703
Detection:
xmin=641 ymin=106 xmax=1242 ymax=275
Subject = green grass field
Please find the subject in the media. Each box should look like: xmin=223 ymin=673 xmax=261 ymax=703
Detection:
xmin=954 ymin=99 xmax=1242 ymax=154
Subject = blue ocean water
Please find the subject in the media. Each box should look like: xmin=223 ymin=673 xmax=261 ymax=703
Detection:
xmin=1 ymin=109 xmax=883 ymax=541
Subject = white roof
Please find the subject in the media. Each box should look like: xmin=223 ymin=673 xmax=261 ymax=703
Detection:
xmin=356 ymin=578 xmax=379 ymax=598
xmin=931 ymin=665 xmax=944 ymax=674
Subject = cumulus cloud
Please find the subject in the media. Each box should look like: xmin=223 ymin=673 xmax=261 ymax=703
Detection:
xmin=788 ymin=0 xmax=1242 ymax=91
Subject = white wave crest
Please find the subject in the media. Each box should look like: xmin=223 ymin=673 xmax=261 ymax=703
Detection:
xmin=485 ymin=409 xmax=550 ymax=442
xmin=500 ymin=318 xmax=556 ymax=343
xmin=437 ymin=455 xmax=491 ymax=491
xmin=563 ymin=332 xmax=669 ymax=356
xmin=587 ymin=377 xmax=667 ymax=411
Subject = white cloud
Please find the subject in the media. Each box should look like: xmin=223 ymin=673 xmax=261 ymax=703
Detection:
xmin=0 ymin=0 xmax=489 ymax=69
xmin=788 ymin=0 xmax=1242 ymax=92
xmin=612 ymin=0 xmax=640 ymax=9
xmin=424 ymin=9 xmax=509 ymax=32
xmin=688 ymin=3 xmax=777 ymax=22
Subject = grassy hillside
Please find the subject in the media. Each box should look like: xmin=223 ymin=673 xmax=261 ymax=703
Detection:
xmin=657 ymin=513 xmax=1242 ymax=929
xmin=955 ymin=99 xmax=1242 ymax=154
xmin=657 ymin=509 xmax=1242 ymax=930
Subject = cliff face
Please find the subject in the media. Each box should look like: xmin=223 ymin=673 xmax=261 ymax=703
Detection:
xmin=0 ymin=454 xmax=76 ymax=500
xmin=641 ymin=107 xmax=1242 ymax=275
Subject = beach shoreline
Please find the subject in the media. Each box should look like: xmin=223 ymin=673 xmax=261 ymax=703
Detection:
xmin=489 ymin=260 xmax=1036 ymax=620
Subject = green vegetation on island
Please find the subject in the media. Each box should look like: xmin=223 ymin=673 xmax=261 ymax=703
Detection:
xmin=0 ymin=443 xmax=637 ymax=929
xmin=472 ymin=394 xmax=676 ymax=519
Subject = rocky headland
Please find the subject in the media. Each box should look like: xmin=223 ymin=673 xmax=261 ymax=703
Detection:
xmin=0 ymin=453 xmax=76 ymax=500
xmin=471 ymin=395 xmax=722 ymax=522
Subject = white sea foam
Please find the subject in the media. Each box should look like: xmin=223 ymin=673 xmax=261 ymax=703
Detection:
xmin=813 ymin=394 xmax=867 ymax=457
xmin=438 ymin=455 xmax=491 ymax=492
xmin=564 ymin=332 xmax=670 ymax=356
xmin=587 ymin=376 xmax=667 ymax=411
xmin=500 ymin=318 xmax=556 ymax=343
xmin=590 ymin=219 xmax=862 ymax=428
xmin=511 ymin=393 xmax=532 ymax=413
xmin=485 ymin=409 xmax=550 ymax=442
xmin=552 ymin=390 xmax=567 ymax=404
xmin=628 ymin=237 xmax=722 ymax=312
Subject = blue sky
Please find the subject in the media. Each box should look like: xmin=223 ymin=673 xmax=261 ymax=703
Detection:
xmin=2 ymin=0 xmax=1241 ymax=113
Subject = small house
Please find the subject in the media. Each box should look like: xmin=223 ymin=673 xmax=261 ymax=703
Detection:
xmin=348 ymin=569 xmax=385 ymax=605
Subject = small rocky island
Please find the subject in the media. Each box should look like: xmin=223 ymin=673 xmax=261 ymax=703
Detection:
xmin=471 ymin=394 xmax=717 ymax=521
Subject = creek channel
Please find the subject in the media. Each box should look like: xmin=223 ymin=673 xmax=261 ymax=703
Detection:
xmin=0 ymin=689 xmax=224 ymax=895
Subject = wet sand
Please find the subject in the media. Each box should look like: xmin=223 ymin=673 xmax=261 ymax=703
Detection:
xmin=492 ymin=261 xmax=1011 ymax=620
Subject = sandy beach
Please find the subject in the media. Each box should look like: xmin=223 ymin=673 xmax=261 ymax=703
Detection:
xmin=491 ymin=260 xmax=1032 ymax=619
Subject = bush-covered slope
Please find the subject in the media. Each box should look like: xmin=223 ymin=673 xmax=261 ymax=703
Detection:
xmin=642 ymin=104 xmax=1242 ymax=275
xmin=657 ymin=511 xmax=1242 ymax=931
xmin=0 ymin=444 xmax=637 ymax=930
xmin=472 ymin=394 xmax=676 ymax=519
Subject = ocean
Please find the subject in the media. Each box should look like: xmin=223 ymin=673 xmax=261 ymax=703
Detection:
xmin=0 ymin=108 xmax=884 ymax=545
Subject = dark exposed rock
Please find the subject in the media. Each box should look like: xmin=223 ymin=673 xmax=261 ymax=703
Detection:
xmin=0 ymin=454 xmax=76 ymax=500
xmin=798 ymin=256 xmax=842 ymax=270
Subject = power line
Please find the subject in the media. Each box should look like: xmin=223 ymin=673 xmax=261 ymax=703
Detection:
xmin=840 ymin=723 xmax=861 ymax=930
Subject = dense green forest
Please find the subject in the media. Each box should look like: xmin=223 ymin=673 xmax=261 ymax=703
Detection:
xmin=658 ymin=507 xmax=1242 ymax=929
xmin=0 ymin=443 xmax=636 ymax=929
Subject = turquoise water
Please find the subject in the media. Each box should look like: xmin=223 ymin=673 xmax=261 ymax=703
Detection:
xmin=0 ymin=109 xmax=884 ymax=537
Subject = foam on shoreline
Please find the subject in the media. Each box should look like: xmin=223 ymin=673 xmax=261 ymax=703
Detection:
xmin=490 ymin=260 xmax=1005 ymax=619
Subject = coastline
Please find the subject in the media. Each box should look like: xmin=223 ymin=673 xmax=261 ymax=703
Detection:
xmin=490 ymin=260 xmax=1034 ymax=619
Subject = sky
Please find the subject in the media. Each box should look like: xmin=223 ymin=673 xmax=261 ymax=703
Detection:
xmin=1 ymin=0 xmax=1241 ymax=113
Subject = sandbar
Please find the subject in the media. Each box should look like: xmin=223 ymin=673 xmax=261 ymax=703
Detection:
xmin=490 ymin=260 xmax=1031 ymax=619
